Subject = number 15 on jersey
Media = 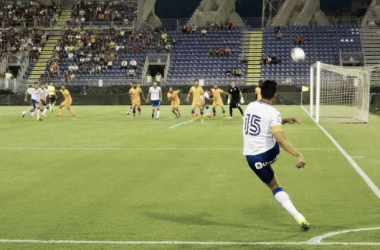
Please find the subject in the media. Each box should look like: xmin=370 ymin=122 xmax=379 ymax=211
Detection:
xmin=244 ymin=114 xmax=261 ymax=136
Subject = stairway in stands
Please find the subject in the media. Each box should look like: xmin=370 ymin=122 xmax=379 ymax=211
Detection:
xmin=360 ymin=28 xmax=380 ymax=84
xmin=242 ymin=30 xmax=263 ymax=86
xmin=27 ymin=9 xmax=72 ymax=83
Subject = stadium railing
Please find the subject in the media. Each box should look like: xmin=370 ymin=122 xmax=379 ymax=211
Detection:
xmin=159 ymin=16 xmax=362 ymax=30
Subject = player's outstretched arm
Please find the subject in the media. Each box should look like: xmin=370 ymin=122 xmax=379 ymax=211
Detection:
xmin=273 ymin=130 xmax=306 ymax=168
xmin=282 ymin=118 xmax=301 ymax=125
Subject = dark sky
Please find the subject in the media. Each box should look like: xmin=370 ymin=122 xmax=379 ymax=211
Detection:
xmin=155 ymin=0 xmax=354 ymax=19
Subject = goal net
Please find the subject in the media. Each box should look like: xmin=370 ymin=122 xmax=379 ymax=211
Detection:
xmin=301 ymin=61 xmax=375 ymax=124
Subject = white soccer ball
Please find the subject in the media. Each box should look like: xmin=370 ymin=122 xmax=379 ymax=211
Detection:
xmin=291 ymin=48 xmax=306 ymax=63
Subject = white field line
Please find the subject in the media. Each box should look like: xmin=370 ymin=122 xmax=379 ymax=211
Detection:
xmin=351 ymin=156 xmax=366 ymax=159
xmin=308 ymin=227 xmax=380 ymax=243
xmin=301 ymin=106 xmax=380 ymax=199
xmin=169 ymin=120 xmax=194 ymax=129
xmin=0 ymin=239 xmax=379 ymax=246
xmin=0 ymin=147 xmax=337 ymax=151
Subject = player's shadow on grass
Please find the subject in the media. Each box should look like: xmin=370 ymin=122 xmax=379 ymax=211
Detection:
xmin=142 ymin=212 xmax=252 ymax=229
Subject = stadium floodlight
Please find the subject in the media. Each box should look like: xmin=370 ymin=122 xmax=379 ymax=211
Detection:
xmin=302 ymin=61 xmax=379 ymax=124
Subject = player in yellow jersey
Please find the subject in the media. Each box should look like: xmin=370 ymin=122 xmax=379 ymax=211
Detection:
xmin=57 ymin=84 xmax=76 ymax=118
xmin=167 ymin=87 xmax=181 ymax=118
xmin=129 ymin=82 xmax=144 ymax=118
xmin=187 ymin=79 xmax=205 ymax=122
xmin=255 ymin=81 xmax=262 ymax=101
xmin=210 ymin=84 xmax=228 ymax=118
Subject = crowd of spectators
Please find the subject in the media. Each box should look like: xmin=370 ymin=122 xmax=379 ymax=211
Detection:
xmin=226 ymin=68 xmax=242 ymax=77
xmin=0 ymin=1 xmax=61 ymax=27
xmin=70 ymin=1 xmax=137 ymax=27
xmin=40 ymin=25 xmax=170 ymax=82
xmin=209 ymin=48 xmax=231 ymax=56
xmin=262 ymin=54 xmax=281 ymax=64
xmin=0 ymin=27 xmax=47 ymax=62
xmin=182 ymin=21 xmax=235 ymax=35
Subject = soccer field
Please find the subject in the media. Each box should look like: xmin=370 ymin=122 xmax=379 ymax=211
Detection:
xmin=0 ymin=105 xmax=379 ymax=250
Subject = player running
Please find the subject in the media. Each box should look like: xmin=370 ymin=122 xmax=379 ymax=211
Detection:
xmin=228 ymin=81 xmax=244 ymax=119
xmin=243 ymin=80 xmax=309 ymax=231
xmin=57 ymin=84 xmax=76 ymax=118
xmin=22 ymin=82 xmax=43 ymax=121
xmin=47 ymin=81 xmax=57 ymax=113
xmin=167 ymin=87 xmax=181 ymax=118
xmin=210 ymin=84 xmax=228 ymax=118
xmin=129 ymin=82 xmax=143 ymax=118
xmin=146 ymin=81 xmax=162 ymax=120
xmin=187 ymin=79 xmax=205 ymax=123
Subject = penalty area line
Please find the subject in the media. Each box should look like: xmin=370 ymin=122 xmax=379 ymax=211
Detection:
xmin=169 ymin=120 xmax=194 ymax=129
xmin=0 ymin=239 xmax=379 ymax=246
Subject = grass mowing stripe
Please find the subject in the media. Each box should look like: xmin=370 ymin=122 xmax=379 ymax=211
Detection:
xmin=0 ymin=147 xmax=337 ymax=151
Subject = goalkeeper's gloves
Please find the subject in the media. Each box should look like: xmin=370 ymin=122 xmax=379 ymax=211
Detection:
xmin=240 ymin=97 xmax=245 ymax=104
xmin=227 ymin=97 xmax=230 ymax=105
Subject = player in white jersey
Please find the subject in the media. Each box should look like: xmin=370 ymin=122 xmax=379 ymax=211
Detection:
xmin=41 ymin=82 xmax=51 ymax=117
xmin=146 ymin=81 xmax=162 ymax=120
xmin=22 ymin=82 xmax=44 ymax=121
xmin=201 ymin=89 xmax=212 ymax=117
xmin=243 ymin=80 xmax=309 ymax=230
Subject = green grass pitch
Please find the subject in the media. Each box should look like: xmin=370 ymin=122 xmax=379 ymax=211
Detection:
xmin=0 ymin=105 xmax=379 ymax=250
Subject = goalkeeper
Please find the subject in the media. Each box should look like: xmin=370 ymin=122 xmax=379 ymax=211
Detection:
xmin=228 ymin=81 xmax=244 ymax=119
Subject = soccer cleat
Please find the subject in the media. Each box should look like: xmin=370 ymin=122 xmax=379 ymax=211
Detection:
xmin=22 ymin=112 xmax=25 ymax=118
xmin=31 ymin=112 xmax=35 ymax=117
xmin=297 ymin=216 xmax=310 ymax=231
xmin=37 ymin=118 xmax=42 ymax=121
xmin=227 ymin=116 xmax=233 ymax=119
xmin=126 ymin=112 xmax=129 ymax=115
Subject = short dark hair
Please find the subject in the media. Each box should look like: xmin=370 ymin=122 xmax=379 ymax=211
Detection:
xmin=194 ymin=79 xmax=199 ymax=82
xmin=261 ymin=80 xmax=277 ymax=99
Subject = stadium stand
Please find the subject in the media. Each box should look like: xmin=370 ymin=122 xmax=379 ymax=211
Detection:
xmin=261 ymin=25 xmax=363 ymax=85
xmin=166 ymin=27 xmax=247 ymax=86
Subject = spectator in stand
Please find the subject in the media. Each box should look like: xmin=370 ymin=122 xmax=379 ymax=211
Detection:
xmin=127 ymin=68 xmax=135 ymax=77
xmin=63 ymin=71 xmax=70 ymax=82
xmin=70 ymin=72 xmax=76 ymax=82
xmin=227 ymin=21 xmax=233 ymax=30
xmin=235 ymin=68 xmax=242 ymax=77
xmin=130 ymin=59 xmax=137 ymax=69
xmin=192 ymin=24 xmax=197 ymax=33
xmin=79 ymin=63 xmax=87 ymax=73
xmin=226 ymin=69 xmax=233 ymax=77
xmin=120 ymin=60 xmax=128 ymax=70
xmin=295 ymin=35 xmax=306 ymax=45
xmin=161 ymin=32 xmax=168 ymax=44
xmin=107 ymin=60 xmax=113 ymax=69
xmin=201 ymin=28 xmax=207 ymax=37
xmin=277 ymin=29 xmax=283 ymax=39
xmin=165 ymin=43 xmax=171 ymax=52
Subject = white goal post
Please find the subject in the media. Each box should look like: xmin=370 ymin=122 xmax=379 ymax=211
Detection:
xmin=302 ymin=61 xmax=378 ymax=124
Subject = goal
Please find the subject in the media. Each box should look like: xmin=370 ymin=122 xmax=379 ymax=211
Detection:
xmin=302 ymin=61 xmax=375 ymax=124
